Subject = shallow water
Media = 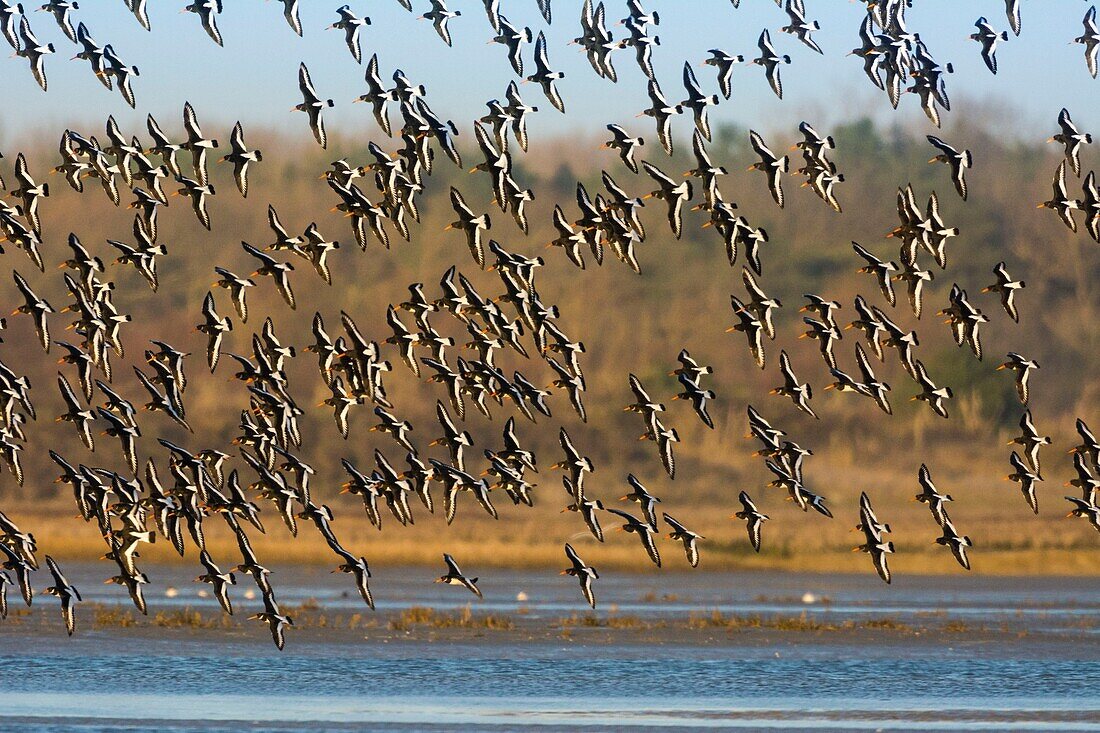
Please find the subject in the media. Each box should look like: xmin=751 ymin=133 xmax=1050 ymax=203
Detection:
xmin=3 ymin=568 xmax=1100 ymax=731
xmin=41 ymin=562 xmax=1100 ymax=622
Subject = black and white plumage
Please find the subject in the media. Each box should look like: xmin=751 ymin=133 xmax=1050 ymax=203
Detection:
xmin=12 ymin=269 xmax=53 ymax=352
xmin=604 ymin=124 xmax=644 ymax=174
xmin=997 ymin=352 xmax=1038 ymax=405
xmin=642 ymin=160 xmax=692 ymax=239
xmin=780 ymin=0 xmax=822 ymax=54
xmin=1051 ymin=108 xmax=1092 ymax=178
xmin=892 ymin=259 xmax=933 ymax=319
xmin=935 ymin=518 xmax=973 ymax=571
xmin=43 ymin=555 xmax=80 ymax=635
xmin=243 ymin=241 xmax=296 ymax=309
xmin=38 ymin=0 xmax=78 ymax=43
xmin=981 ymin=261 xmax=1025 ymax=323
xmin=213 ymin=267 xmax=254 ymax=323
xmin=673 ymin=372 xmax=715 ymax=429
xmin=605 ymin=506 xmax=661 ymax=567
xmin=196 ymin=291 xmax=232 ymax=372
xmin=638 ymin=79 xmax=681 ymax=155
xmin=771 ymin=350 xmax=816 ymax=419
xmin=220 ymin=122 xmax=262 ymax=198
xmin=851 ymin=242 xmax=897 ymax=308
xmin=278 ymin=0 xmax=302 ymax=36
xmin=1075 ymin=6 xmax=1100 ymax=79
xmin=56 ymin=373 xmax=95 ymax=451
xmin=733 ymin=491 xmax=768 ymax=552
xmin=1039 ymin=160 xmax=1080 ymax=232
xmin=926 ymin=135 xmax=972 ymax=201
xmin=526 ymin=31 xmax=565 ymax=113
xmin=1009 ymin=410 xmax=1051 ymax=477
xmin=356 ymin=54 xmax=397 ymax=136
xmin=419 ymin=0 xmax=460 ymax=47
xmin=911 ymin=360 xmax=952 ymax=419
xmin=1005 ymin=0 xmax=1022 ymax=36
xmin=663 ymin=512 xmax=703 ymax=568
xmin=128 ymin=0 xmax=151 ymax=31
xmin=250 ymin=599 xmax=294 ymax=651
xmin=294 ymin=63 xmax=334 ymax=149
xmin=11 ymin=152 xmax=48 ymax=236
xmin=16 ymin=15 xmax=54 ymax=92
xmin=196 ymin=549 xmax=236 ymax=615
xmin=915 ymin=464 xmax=954 ymax=528
xmin=854 ymin=492 xmax=894 ymax=584
xmin=620 ymin=472 xmax=661 ymax=530
xmin=561 ymin=543 xmax=598 ymax=608
xmin=329 ymin=5 xmax=371 ymax=64
xmin=491 ymin=14 xmax=532 ymax=76
xmin=751 ymin=29 xmax=790 ymax=99
xmin=679 ymin=61 xmax=719 ymax=141
xmin=1007 ymin=451 xmax=1041 ymax=514
xmin=184 ymin=0 xmax=224 ymax=47
xmin=0 ymin=542 xmax=33 ymax=607
xmin=436 ymin=553 xmax=482 ymax=597
xmin=704 ymin=48 xmax=744 ymax=99
xmin=969 ymin=16 xmax=1008 ymax=75
xmin=748 ymin=130 xmax=789 ymax=208
xmin=1082 ymin=171 xmax=1100 ymax=243
xmin=173 ymin=176 xmax=215 ymax=231
xmin=0 ymin=1 xmax=20 ymax=51
xmin=728 ymin=295 xmax=766 ymax=370
xmin=854 ymin=343 xmax=892 ymax=415
xmin=446 ymin=187 xmax=490 ymax=268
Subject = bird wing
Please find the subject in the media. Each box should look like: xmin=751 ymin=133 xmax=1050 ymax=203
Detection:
xmin=298 ymin=62 xmax=318 ymax=100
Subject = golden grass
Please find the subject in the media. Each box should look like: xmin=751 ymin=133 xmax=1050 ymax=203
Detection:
xmin=153 ymin=608 xmax=236 ymax=630
xmin=558 ymin=613 xmax=655 ymax=629
xmin=388 ymin=605 xmax=515 ymax=631
xmin=93 ymin=606 xmax=139 ymax=628
xmin=3 ymin=119 xmax=1098 ymax=588
xmin=558 ymin=610 xmax=915 ymax=633
xmin=23 ymin=503 xmax=1100 ymax=577
xmin=13 ymin=602 xmax=1030 ymax=639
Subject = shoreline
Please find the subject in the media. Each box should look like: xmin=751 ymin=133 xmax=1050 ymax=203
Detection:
xmin=28 ymin=532 xmax=1100 ymax=577
xmin=2 ymin=600 xmax=1093 ymax=651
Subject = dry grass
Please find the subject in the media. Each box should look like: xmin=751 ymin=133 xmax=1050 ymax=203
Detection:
xmin=686 ymin=610 xmax=836 ymax=631
xmin=93 ymin=606 xmax=139 ymax=629
xmin=3 ymin=119 xmax=1098 ymax=579
xmin=21 ymin=504 xmax=1100 ymax=576
xmin=18 ymin=602 xmax=1023 ymax=638
xmin=388 ymin=605 xmax=515 ymax=631
xmin=153 ymin=608 xmax=236 ymax=630
xmin=558 ymin=613 xmax=656 ymax=629
xmin=557 ymin=610 xmax=916 ymax=634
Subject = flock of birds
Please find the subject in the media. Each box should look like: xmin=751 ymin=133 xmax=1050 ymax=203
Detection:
xmin=0 ymin=0 xmax=1096 ymax=650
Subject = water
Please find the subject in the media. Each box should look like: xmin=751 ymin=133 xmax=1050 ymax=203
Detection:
xmin=2 ymin=567 xmax=1099 ymax=731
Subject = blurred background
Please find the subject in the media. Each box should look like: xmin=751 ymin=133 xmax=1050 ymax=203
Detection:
xmin=1 ymin=0 xmax=1098 ymax=574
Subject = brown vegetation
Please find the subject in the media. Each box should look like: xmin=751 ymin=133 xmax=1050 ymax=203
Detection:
xmin=1 ymin=114 xmax=1098 ymax=575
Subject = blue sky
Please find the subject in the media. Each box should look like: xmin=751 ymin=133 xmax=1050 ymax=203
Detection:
xmin=0 ymin=0 xmax=1097 ymax=147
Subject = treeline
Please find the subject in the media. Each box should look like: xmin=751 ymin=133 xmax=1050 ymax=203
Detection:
xmin=0 ymin=114 xmax=1095 ymax=555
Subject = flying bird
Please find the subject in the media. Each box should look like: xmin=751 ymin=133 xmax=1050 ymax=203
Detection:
xmin=294 ymin=63 xmax=334 ymax=149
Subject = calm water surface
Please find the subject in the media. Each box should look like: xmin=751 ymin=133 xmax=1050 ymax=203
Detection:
xmin=1 ymin=567 xmax=1098 ymax=731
